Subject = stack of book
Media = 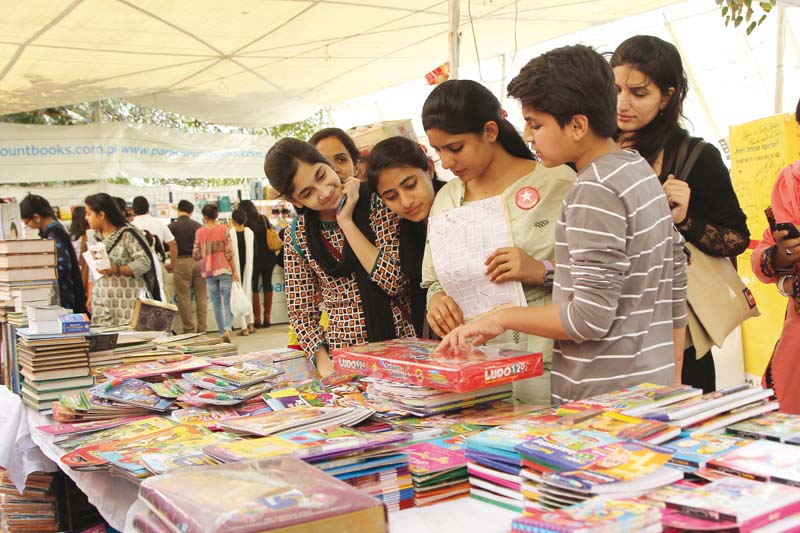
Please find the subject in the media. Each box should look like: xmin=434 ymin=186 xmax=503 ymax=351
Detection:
xmin=87 ymin=332 xmax=122 ymax=377
xmin=662 ymin=477 xmax=800 ymax=531
xmin=0 ymin=468 xmax=58 ymax=532
xmin=0 ymin=239 xmax=57 ymax=392
xmin=132 ymin=456 xmax=388 ymax=533
xmin=634 ymin=384 xmax=779 ymax=436
xmin=17 ymin=329 xmax=91 ymax=413
xmin=512 ymin=497 xmax=662 ymax=533
xmin=725 ymin=411 xmax=800 ymax=444
xmin=366 ymin=381 xmax=513 ymax=417
xmin=0 ymin=239 xmax=56 ymax=318
xmin=25 ymin=304 xmax=89 ymax=335
xmin=402 ymin=429 xmax=477 ymax=506
xmin=216 ymin=405 xmax=374 ymax=436
xmin=700 ymin=438 xmax=800 ymax=486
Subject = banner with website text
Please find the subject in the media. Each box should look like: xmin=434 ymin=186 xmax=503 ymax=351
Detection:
xmin=0 ymin=122 xmax=274 ymax=183
xmin=729 ymin=113 xmax=800 ymax=384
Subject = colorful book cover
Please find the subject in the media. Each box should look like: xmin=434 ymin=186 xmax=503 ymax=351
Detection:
xmin=35 ymin=415 xmax=151 ymax=437
xmin=204 ymin=363 xmax=283 ymax=387
xmin=62 ymin=424 xmax=210 ymax=469
xmin=149 ymin=379 xmax=189 ymax=398
xmin=95 ymin=427 xmax=237 ymax=476
xmin=170 ymin=407 xmax=239 ymax=430
xmin=726 ymin=412 xmax=800 ymax=443
xmin=667 ymin=433 xmax=751 ymax=471
xmin=543 ymin=440 xmax=675 ymax=491
xmin=664 ymin=476 xmax=800 ymax=526
xmin=206 ymin=426 xmax=408 ymax=463
xmin=331 ymin=338 xmax=543 ymax=393
xmin=707 ymin=439 xmax=800 ymax=486
xmin=57 ymin=417 xmax=177 ymax=452
xmin=182 ymin=370 xmax=239 ymax=392
xmin=514 ymin=429 xmax=620 ymax=472
xmin=104 ymin=357 xmax=209 ymax=381
xmin=140 ymin=450 xmax=220 ymax=475
xmin=577 ymin=383 xmax=702 ymax=416
xmin=402 ymin=442 xmax=467 ymax=475
xmin=89 ymin=378 xmax=175 ymax=411
xmin=512 ymin=497 xmax=661 ymax=532
xmin=138 ymin=456 xmax=386 ymax=533
xmin=217 ymin=406 xmax=344 ymax=436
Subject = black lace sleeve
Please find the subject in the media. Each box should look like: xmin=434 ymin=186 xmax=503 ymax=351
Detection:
xmin=672 ymin=141 xmax=750 ymax=257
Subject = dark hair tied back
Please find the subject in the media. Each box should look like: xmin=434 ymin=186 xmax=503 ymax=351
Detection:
xmin=422 ymin=80 xmax=533 ymax=161
xmin=610 ymin=35 xmax=689 ymax=166
xmin=366 ymin=137 xmax=434 ymax=195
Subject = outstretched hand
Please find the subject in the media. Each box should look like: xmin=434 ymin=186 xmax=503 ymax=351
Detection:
xmin=436 ymin=312 xmax=506 ymax=354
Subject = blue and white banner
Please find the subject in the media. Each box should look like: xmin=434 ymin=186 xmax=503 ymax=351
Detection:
xmin=0 ymin=122 xmax=274 ymax=183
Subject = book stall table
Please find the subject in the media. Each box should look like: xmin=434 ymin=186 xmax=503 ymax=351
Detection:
xmin=0 ymin=386 xmax=518 ymax=532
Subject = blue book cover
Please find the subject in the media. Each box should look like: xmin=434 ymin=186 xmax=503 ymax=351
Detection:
xmin=514 ymin=429 xmax=620 ymax=471
xmin=667 ymin=433 xmax=750 ymax=471
xmin=465 ymin=451 xmax=522 ymax=475
xmin=59 ymin=313 xmax=90 ymax=333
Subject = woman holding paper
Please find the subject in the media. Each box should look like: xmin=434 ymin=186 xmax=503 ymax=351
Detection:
xmin=420 ymin=79 xmax=575 ymax=404
xmin=365 ymin=136 xmax=446 ymax=337
xmin=264 ymin=138 xmax=415 ymax=377
xmin=84 ymin=193 xmax=157 ymax=327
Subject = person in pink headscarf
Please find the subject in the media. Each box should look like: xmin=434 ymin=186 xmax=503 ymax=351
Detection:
xmin=751 ymin=96 xmax=800 ymax=414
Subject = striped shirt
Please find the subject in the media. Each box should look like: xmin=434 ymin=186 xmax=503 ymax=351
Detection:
xmin=551 ymin=150 xmax=688 ymax=403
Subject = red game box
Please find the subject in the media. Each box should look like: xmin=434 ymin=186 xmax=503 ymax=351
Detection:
xmin=331 ymin=338 xmax=543 ymax=393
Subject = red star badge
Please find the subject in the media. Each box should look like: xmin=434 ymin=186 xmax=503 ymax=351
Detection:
xmin=515 ymin=186 xmax=540 ymax=210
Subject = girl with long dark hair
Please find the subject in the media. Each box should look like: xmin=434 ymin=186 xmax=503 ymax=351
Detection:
xmin=238 ymin=199 xmax=278 ymax=328
xmin=264 ymin=138 xmax=414 ymax=377
xmin=309 ymin=128 xmax=362 ymax=181
xmin=420 ymin=79 xmax=575 ymax=404
xmin=366 ymin=136 xmax=445 ymax=337
xmin=611 ymin=35 xmax=749 ymax=393
xmin=84 ymin=193 xmax=158 ymax=326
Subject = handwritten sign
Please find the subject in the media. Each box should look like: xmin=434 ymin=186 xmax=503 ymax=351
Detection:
xmin=729 ymin=113 xmax=800 ymax=381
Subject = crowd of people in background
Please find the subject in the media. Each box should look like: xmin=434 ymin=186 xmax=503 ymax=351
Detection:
xmin=17 ymin=34 xmax=800 ymax=411
xmin=19 ymin=191 xmax=283 ymax=344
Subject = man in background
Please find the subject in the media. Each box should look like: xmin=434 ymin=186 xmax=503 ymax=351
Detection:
xmin=20 ymin=194 xmax=87 ymax=314
xmin=168 ymin=200 xmax=207 ymax=333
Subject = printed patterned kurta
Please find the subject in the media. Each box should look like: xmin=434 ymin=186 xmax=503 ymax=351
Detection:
xmin=90 ymin=226 xmax=153 ymax=327
xmin=285 ymin=196 xmax=415 ymax=358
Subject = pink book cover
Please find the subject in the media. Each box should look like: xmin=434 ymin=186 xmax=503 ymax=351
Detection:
xmin=36 ymin=416 xmax=151 ymax=436
xmin=332 ymin=338 xmax=542 ymax=393
xmin=467 ymin=464 xmax=521 ymax=491
xmin=403 ymin=442 xmax=467 ymax=475
xmin=707 ymin=439 xmax=800 ymax=486
xmin=104 ymin=357 xmax=209 ymax=381
xmin=132 ymin=510 xmax=172 ymax=533
xmin=138 ymin=455 xmax=387 ymax=533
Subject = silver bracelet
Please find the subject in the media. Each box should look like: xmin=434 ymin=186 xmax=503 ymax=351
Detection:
xmin=778 ymin=275 xmax=794 ymax=298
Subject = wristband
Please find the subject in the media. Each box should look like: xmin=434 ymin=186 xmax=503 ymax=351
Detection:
xmin=778 ymin=275 xmax=794 ymax=298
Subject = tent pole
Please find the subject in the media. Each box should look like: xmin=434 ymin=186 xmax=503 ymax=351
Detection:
xmin=664 ymin=15 xmax=721 ymax=142
xmin=499 ymin=53 xmax=506 ymax=109
xmin=448 ymin=0 xmax=460 ymax=79
xmin=775 ymin=4 xmax=786 ymax=114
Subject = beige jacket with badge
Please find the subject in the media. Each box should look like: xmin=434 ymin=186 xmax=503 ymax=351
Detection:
xmin=422 ymin=163 xmax=576 ymax=404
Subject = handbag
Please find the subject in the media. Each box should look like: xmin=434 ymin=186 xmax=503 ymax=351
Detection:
xmin=673 ymin=138 xmax=760 ymax=356
xmin=265 ymin=217 xmax=282 ymax=252
xmin=131 ymin=297 xmax=177 ymax=332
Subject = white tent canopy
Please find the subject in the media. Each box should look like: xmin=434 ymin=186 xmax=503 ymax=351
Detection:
xmin=0 ymin=0 xmax=680 ymax=127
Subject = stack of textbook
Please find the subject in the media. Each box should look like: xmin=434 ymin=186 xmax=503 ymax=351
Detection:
xmin=17 ymin=317 xmax=92 ymax=412
xmin=0 ymin=468 xmax=58 ymax=532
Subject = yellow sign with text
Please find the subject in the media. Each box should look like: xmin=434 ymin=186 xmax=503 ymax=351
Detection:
xmin=729 ymin=113 xmax=800 ymax=381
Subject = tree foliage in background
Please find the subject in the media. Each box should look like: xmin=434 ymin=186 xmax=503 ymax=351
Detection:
xmin=0 ymin=100 xmax=326 ymax=187
xmin=716 ymin=0 xmax=777 ymax=35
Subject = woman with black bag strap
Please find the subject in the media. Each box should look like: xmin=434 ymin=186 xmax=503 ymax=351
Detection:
xmin=84 ymin=193 xmax=160 ymax=327
xmin=612 ymin=35 xmax=750 ymax=393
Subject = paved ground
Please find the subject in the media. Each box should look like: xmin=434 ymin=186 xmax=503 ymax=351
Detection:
xmin=208 ymin=323 xmax=291 ymax=354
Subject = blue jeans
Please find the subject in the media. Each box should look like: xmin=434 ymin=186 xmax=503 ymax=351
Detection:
xmin=207 ymin=273 xmax=233 ymax=334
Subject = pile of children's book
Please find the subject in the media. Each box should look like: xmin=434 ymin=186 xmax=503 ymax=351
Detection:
xmin=17 ymin=310 xmax=92 ymax=413
xmin=130 ymin=456 xmax=388 ymax=533
xmin=0 ymin=468 xmax=58 ymax=532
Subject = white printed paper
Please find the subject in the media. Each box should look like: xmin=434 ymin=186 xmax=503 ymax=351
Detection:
xmin=428 ymin=196 xmax=526 ymax=320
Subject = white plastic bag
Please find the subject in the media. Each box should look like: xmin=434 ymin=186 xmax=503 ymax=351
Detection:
xmin=229 ymin=281 xmax=251 ymax=319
